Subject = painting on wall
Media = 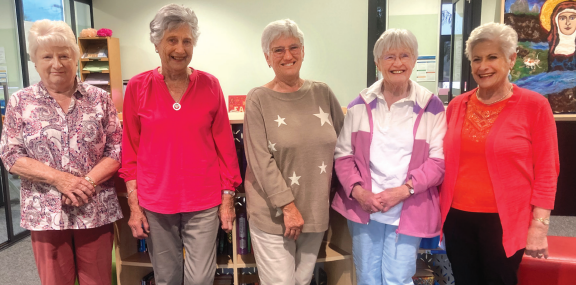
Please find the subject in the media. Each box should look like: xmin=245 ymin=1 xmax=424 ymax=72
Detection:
xmin=504 ymin=0 xmax=576 ymax=113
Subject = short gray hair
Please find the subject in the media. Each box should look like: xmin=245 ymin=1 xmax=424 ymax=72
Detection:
xmin=465 ymin=22 xmax=517 ymax=61
xmin=373 ymin=29 xmax=418 ymax=63
xmin=150 ymin=4 xmax=200 ymax=46
xmin=261 ymin=19 xmax=304 ymax=54
xmin=28 ymin=19 xmax=80 ymax=63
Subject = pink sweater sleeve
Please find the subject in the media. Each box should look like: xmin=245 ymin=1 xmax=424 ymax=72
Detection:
xmin=529 ymin=100 xmax=559 ymax=210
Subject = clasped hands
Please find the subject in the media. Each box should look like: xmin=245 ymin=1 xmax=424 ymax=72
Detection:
xmin=351 ymin=184 xmax=411 ymax=214
xmin=56 ymin=172 xmax=97 ymax=207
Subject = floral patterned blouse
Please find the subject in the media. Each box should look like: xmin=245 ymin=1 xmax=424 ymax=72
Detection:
xmin=0 ymin=80 xmax=123 ymax=230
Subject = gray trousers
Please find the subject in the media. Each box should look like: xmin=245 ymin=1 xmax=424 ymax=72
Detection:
xmin=144 ymin=206 xmax=219 ymax=285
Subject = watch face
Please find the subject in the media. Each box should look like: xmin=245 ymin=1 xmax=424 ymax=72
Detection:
xmin=409 ymin=189 xmax=415 ymax=195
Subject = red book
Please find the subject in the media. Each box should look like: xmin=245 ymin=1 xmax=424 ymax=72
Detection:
xmin=228 ymin=95 xmax=246 ymax=112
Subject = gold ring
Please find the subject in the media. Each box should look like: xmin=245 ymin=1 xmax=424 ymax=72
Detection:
xmin=538 ymin=253 xmax=543 ymax=256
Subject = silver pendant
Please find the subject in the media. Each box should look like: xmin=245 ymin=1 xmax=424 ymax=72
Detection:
xmin=173 ymin=103 xmax=181 ymax=111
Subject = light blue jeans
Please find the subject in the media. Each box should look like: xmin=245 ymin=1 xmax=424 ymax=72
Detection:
xmin=348 ymin=220 xmax=422 ymax=285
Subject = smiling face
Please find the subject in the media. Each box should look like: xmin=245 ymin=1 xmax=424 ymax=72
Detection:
xmin=470 ymin=40 xmax=516 ymax=91
xmin=265 ymin=36 xmax=304 ymax=80
xmin=558 ymin=11 xmax=576 ymax=35
xmin=377 ymin=48 xmax=416 ymax=87
xmin=35 ymin=45 xmax=77 ymax=90
xmin=155 ymin=24 xmax=194 ymax=74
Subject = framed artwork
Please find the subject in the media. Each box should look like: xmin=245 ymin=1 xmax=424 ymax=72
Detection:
xmin=504 ymin=0 xmax=576 ymax=113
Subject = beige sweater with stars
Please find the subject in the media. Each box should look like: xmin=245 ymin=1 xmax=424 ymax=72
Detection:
xmin=244 ymin=80 xmax=344 ymax=234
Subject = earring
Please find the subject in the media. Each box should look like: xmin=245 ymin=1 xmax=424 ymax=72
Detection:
xmin=155 ymin=50 xmax=158 ymax=53
xmin=268 ymin=64 xmax=271 ymax=68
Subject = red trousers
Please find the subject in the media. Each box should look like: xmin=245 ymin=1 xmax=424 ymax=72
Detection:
xmin=30 ymin=223 xmax=114 ymax=285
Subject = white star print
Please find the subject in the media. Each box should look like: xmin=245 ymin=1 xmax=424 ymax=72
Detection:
xmin=274 ymin=115 xmax=287 ymax=127
xmin=313 ymin=107 xmax=332 ymax=126
xmin=289 ymin=171 xmax=301 ymax=185
xmin=318 ymin=162 xmax=327 ymax=174
xmin=268 ymin=140 xmax=277 ymax=152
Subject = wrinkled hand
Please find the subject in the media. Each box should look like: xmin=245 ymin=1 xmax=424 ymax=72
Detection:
xmin=525 ymin=222 xmax=549 ymax=259
xmin=61 ymin=195 xmax=86 ymax=207
xmin=376 ymin=185 xmax=411 ymax=212
xmin=219 ymin=194 xmax=236 ymax=233
xmin=128 ymin=207 xmax=150 ymax=239
xmin=282 ymin=202 xmax=304 ymax=240
xmin=54 ymin=173 xmax=95 ymax=207
xmin=351 ymin=185 xmax=384 ymax=214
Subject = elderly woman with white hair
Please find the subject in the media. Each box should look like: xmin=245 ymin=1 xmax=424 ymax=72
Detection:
xmin=243 ymin=19 xmax=344 ymax=284
xmin=0 ymin=20 xmax=122 ymax=285
xmin=120 ymin=4 xmax=241 ymax=285
xmin=331 ymin=28 xmax=446 ymax=285
xmin=440 ymin=22 xmax=559 ymax=285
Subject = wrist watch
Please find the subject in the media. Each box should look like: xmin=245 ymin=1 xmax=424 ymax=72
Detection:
xmin=404 ymin=183 xmax=415 ymax=195
xmin=222 ymin=190 xmax=236 ymax=197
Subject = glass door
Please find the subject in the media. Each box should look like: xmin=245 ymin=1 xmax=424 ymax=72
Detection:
xmin=447 ymin=0 xmax=482 ymax=101
xmin=448 ymin=0 xmax=465 ymax=99
xmin=0 ymin=0 xmax=27 ymax=249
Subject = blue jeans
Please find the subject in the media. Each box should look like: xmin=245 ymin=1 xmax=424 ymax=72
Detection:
xmin=348 ymin=220 xmax=422 ymax=285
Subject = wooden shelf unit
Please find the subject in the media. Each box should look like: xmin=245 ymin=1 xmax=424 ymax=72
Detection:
xmin=113 ymin=114 xmax=355 ymax=285
xmin=77 ymin=37 xmax=123 ymax=112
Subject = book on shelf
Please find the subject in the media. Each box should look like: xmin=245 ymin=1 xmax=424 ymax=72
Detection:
xmin=228 ymin=95 xmax=247 ymax=113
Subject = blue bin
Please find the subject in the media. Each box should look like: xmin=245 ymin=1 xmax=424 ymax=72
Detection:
xmin=419 ymin=235 xmax=441 ymax=249
xmin=1 ymin=100 xmax=5 ymax=115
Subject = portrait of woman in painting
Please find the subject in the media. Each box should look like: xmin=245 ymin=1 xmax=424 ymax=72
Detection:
xmin=547 ymin=1 xmax=576 ymax=71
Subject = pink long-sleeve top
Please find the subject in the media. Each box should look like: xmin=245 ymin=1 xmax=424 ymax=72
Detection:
xmin=120 ymin=68 xmax=241 ymax=214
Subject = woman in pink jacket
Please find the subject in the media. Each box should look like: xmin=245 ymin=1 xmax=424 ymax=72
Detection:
xmin=332 ymin=29 xmax=447 ymax=285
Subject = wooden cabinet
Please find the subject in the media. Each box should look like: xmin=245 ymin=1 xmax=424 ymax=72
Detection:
xmin=113 ymin=114 xmax=355 ymax=285
xmin=77 ymin=37 xmax=123 ymax=112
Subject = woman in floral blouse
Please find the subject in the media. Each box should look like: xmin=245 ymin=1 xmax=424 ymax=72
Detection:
xmin=0 ymin=20 xmax=122 ymax=285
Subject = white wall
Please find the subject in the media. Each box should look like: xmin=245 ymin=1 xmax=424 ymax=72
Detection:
xmin=93 ymin=0 xmax=367 ymax=105
xmin=388 ymin=0 xmax=441 ymax=94
xmin=481 ymin=0 xmax=502 ymax=24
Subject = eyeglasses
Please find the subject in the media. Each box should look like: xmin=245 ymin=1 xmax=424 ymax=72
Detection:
xmin=271 ymin=44 xmax=302 ymax=58
xmin=380 ymin=52 xmax=412 ymax=63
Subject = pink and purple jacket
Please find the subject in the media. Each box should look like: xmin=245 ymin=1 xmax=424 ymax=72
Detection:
xmin=331 ymin=80 xmax=447 ymax=238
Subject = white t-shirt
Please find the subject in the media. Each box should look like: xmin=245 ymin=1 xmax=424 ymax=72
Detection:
xmin=369 ymin=91 xmax=414 ymax=225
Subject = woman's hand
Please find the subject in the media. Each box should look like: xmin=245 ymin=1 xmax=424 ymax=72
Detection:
xmin=376 ymin=185 xmax=411 ymax=212
xmin=219 ymin=194 xmax=236 ymax=233
xmin=282 ymin=202 xmax=304 ymax=240
xmin=351 ymin=185 xmax=384 ymax=214
xmin=126 ymin=180 xmax=150 ymax=239
xmin=525 ymin=220 xmax=550 ymax=259
xmin=54 ymin=172 xmax=95 ymax=207
xmin=61 ymin=195 xmax=86 ymax=207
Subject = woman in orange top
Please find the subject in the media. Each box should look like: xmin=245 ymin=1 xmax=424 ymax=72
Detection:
xmin=441 ymin=23 xmax=559 ymax=285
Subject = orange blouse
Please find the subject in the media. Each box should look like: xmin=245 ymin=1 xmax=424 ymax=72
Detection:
xmin=452 ymin=93 xmax=510 ymax=213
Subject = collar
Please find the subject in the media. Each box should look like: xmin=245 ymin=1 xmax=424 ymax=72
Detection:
xmin=35 ymin=77 xmax=85 ymax=99
xmin=365 ymin=79 xmax=417 ymax=104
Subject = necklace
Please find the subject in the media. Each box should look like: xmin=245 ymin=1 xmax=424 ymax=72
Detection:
xmin=476 ymin=84 xmax=513 ymax=105
xmin=173 ymin=102 xmax=181 ymax=111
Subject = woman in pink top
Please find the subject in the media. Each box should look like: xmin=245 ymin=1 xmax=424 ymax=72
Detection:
xmin=120 ymin=4 xmax=241 ymax=285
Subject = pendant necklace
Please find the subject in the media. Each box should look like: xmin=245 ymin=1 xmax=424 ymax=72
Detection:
xmin=173 ymin=102 xmax=181 ymax=111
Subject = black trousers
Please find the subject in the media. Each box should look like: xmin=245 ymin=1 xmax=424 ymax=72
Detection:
xmin=444 ymin=208 xmax=524 ymax=285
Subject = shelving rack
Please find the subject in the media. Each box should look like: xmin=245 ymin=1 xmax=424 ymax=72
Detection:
xmin=113 ymin=113 xmax=355 ymax=285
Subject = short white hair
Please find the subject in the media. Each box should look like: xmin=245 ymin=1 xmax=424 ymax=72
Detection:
xmin=150 ymin=4 xmax=200 ymax=46
xmin=465 ymin=22 xmax=518 ymax=61
xmin=373 ymin=29 xmax=419 ymax=63
xmin=28 ymin=19 xmax=80 ymax=63
xmin=261 ymin=19 xmax=304 ymax=54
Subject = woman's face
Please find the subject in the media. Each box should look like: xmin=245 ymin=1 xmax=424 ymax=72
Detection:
xmin=265 ymin=36 xmax=304 ymax=80
xmin=377 ymin=48 xmax=416 ymax=87
xmin=35 ymin=45 xmax=77 ymax=89
xmin=156 ymin=24 xmax=194 ymax=74
xmin=470 ymin=40 xmax=516 ymax=91
xmin=558 ymin=11 xmax=576 ymax=35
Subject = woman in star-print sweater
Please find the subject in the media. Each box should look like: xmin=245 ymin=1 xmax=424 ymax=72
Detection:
xmin=243 ymin=19 xmax=344 ymax=285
